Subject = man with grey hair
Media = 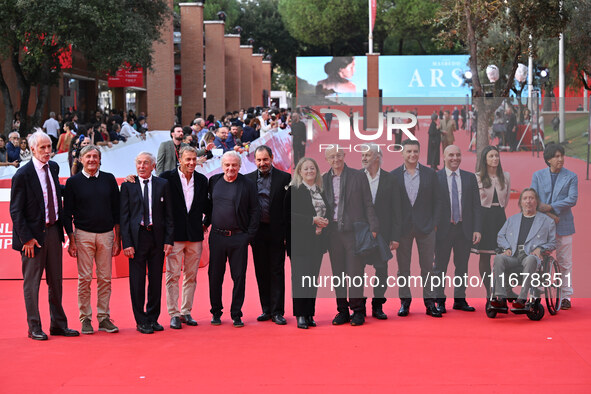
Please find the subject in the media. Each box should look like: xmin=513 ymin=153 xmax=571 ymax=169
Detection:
xmin=10 ymin=131 xmax=79 ymax=340
xmin=121 ymin=151 xmax=174 ymax=334
xmin=491 ymin=188 xmax=556 ymax=309
xmin=360 ymin=144 xmax=401 ymax=320
xmin=7 ymin=131 xmax=21 ymax=162
xmin=159 ymin=146 xmax=211 ymax=329
xmin=43 ymin=111 xmax=60 ymax=150
xmin=63 ymin=145 xmax=121 ymax=335
xmin=205 ymin=150 xmax=260 ymax=327
xmin=192 ymin=118 xmax=207 ymax=143
xmin=323 ymin=144 xmax=379 ymax=326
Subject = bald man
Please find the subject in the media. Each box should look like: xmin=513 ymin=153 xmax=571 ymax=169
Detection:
xmin=433 ymin=145 xmax=482 ymax=313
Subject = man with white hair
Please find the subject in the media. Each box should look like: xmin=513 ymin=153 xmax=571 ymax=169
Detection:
xmin=10 ymin=131 xmax=80 ymax=340
xmin=360 ymin=144 xmax=401 ymax=320
xmin=205 ymin=151 xmax=260 ymax=327
xmin=120 ymin=152 xmax=174 ymax=334
xmin=43 ymin=112 xmax=61 ymax=150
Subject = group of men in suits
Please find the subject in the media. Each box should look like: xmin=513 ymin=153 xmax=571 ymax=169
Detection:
xmin=321 ymin=140 xmax=482 ymax=324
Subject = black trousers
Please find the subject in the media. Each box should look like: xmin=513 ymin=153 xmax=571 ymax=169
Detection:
xmin=396 ymin=229 xmax=436 ymax=307
xmin=252 ymin=223 xmax=286 ymax=316
xmin=293 ymin=144 xmax=305 ymax=167
xmin=433 ymin=223 xmax=472 ymax=303
xmin=129 ymin=227 xmax=164 ymax=325
xmin=328 ymin=230 xmax=364 ymax=314
xmin=291 ymin=252 xmax=323 ymax=317
xmin=21 ymin=223 xmax=68 ymax=331
xmin=208 ymin=231 xmax=249 ymax=319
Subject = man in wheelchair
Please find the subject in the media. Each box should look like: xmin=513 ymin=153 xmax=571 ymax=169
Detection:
xmin=490 ymin=188 xmax=556 ymax=310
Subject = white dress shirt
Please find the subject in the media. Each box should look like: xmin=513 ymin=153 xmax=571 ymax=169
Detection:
xmin=178 ymin=168 xmax=194 ymax=213
xmin=139 ymin=175 xmax=153 ymax=225
xmin=32 ymin=156 xmax=59 ymax=223
xmin=364 ymin=168 xmax=380 ymax=204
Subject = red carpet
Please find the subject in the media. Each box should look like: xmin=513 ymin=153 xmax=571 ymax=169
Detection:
xmin=1 ymin=118 xmax=591 ymax=392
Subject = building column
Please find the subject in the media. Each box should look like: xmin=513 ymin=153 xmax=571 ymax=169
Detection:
xmin=262 ymin=60 xmax=272 ymax=107
xmin=180 ymin=2 xmax=204 ymax=125
xmin=147 ymin=0 xmax=174 ymax=130
xmin=224 ymin=34 xmax=241 ymax=112
xmin=204 ymin=21 xmax=226 ymax=119
xmin=366 ymin=53 xmax=380 ymax=130
xmin=239 ymin=46 xmax=253 ymax=110
xmin=251 ymin=54 xmax=264 ymax=107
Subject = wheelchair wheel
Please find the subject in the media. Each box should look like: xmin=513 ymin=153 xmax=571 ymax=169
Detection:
xmin=485 ymin=300 xmax=497 ymax=318
xmin=527 ymin=303 xmax=544 ymax=321
xmin=544 ymin=257 xmax=561 ymax=315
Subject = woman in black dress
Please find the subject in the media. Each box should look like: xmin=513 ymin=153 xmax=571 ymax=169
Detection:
xmin=426 ymin=112 xmax=441 ymax=170
xmin=472 ymin=146 xmax=511 ymax=298
xmin=285 ymin=157 xmax=331 ymax=329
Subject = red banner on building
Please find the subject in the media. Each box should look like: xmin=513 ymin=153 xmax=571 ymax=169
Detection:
xmin=108 ymin=68 xmax=144 ymax=88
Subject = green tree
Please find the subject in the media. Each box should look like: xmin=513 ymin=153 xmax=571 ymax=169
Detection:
xmin=278 ymin=0 xmax=367 ymax=55
xmin=436 ymin=0 xmax=567 ymax=163
xmin=0 ymin=0 xmax=171 ymax=135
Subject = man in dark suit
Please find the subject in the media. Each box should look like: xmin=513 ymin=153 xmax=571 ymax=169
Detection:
xmin=120 ymin=152 xmax=174 ymax=334
xmin=433 ymin=145 xmax=482 ymax=313
xmin=246 ymin=146 xmax=291 ymax=325
xmin=160 ymin=146 xmax=211 ymax=329
xmin=290 ymin=113 xmax=306 ymax=166
xmin=391 ymin=139 xmax=442 ymax=318
xmin=205 ymin=151 xmax=260 ymax=327
xmin=10 ymin=131 xmax=80 ymax=340
xmin=323 ymin=145 xmax=379 ymax=326
xmin=360 ymin=144 xmax=401 ymax=320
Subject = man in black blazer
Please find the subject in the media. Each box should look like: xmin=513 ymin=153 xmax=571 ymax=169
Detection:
xmin=433 ymin=145 xmax=482 ymax=312
xmin=120 ymin=152 xmax=174 ymax=334
xmin=391 ymin=139 xmax=442 ymax=318
xmin=205 ymin=151 xmax=260 ymax=327
xmin=323 ymin=145 xmax=379 ymax=326
xmin=10 ymin=131 xmax=79 ymax=340
xmin=246 ymin=146 xmax=291 ymax=325
xmin=160 ymin=146 xmax=211 ymax=329
xmin=360 ymin=144 xmax=401 ymax=320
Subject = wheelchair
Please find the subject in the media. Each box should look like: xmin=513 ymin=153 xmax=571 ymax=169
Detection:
xmin=486 ymin=250 xmax=561 ymax=321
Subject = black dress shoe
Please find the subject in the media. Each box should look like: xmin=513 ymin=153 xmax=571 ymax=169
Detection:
xmin=426 ymin=305 xmax=443 ymax=318
xmin=490 ymin=297 xmax=507 ymax=308
xmin=350 ymin=312 xmax=365 ymax=326
xmin=233 ymin=318 xmax=244 ymax=328
xmin=181 ymin=314 xmax=198 ymax=326
xmin=372 ymin=308 xmax=388 ymax=320
xmin=296 ymin=316 xmax=308 ymax=329
xmin=306 ymin=316 xmax=317 ymax=327
xmin=256 ymin=313 xmax=272 ymax=321
xmin=49 ymin=327 xmax=80 ymax=337
xmin=28 ymin=329 xmax=48 ymax=340
xmin=271 ymin=314 xmax=287 ymax=325
xmin=436 ymin=303 xmax=447 ymax=314
xmin=211 ymin=315 xmax=222 ymax=325
xmin=453 ymin=303 xmax=476 ymax=312
xmin=398 ymin=304 xmax=410 ymax=317
xmin=136 ymin=323 xmax=154 ymax=334
xmin=170 ymin=316 xmax=182 ymax=329
xmin=151 ymin=321 xmax=164 ymax=331
xmin=512 ymin=299 xmax=526 ymax=309
xmin=332 ymin=312 xmax=351 ymax=325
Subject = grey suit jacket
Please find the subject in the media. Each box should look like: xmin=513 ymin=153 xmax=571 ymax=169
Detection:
xmin=531 ymin=167 xmax=578 ymax=236
xmin=156 ymin=140 xmax=188 ymax=175
xmin=322 ymin=165 xmax=379 ymax=234
xmin=497 ymin=212 xmax=556 ymax=264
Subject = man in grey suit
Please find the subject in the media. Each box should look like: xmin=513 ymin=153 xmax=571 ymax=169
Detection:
xmin=10 ymin=131 xmax=79 ymax=340
xmin=323 ymin=145 xmax=379 ymax=326
xmin=531 ymin=143 xmax=578 ymax=310
xmin=157 ymin=124 xmax=187 ymax=175
xmin=491 ymin=188 xmax=556 ymax=309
